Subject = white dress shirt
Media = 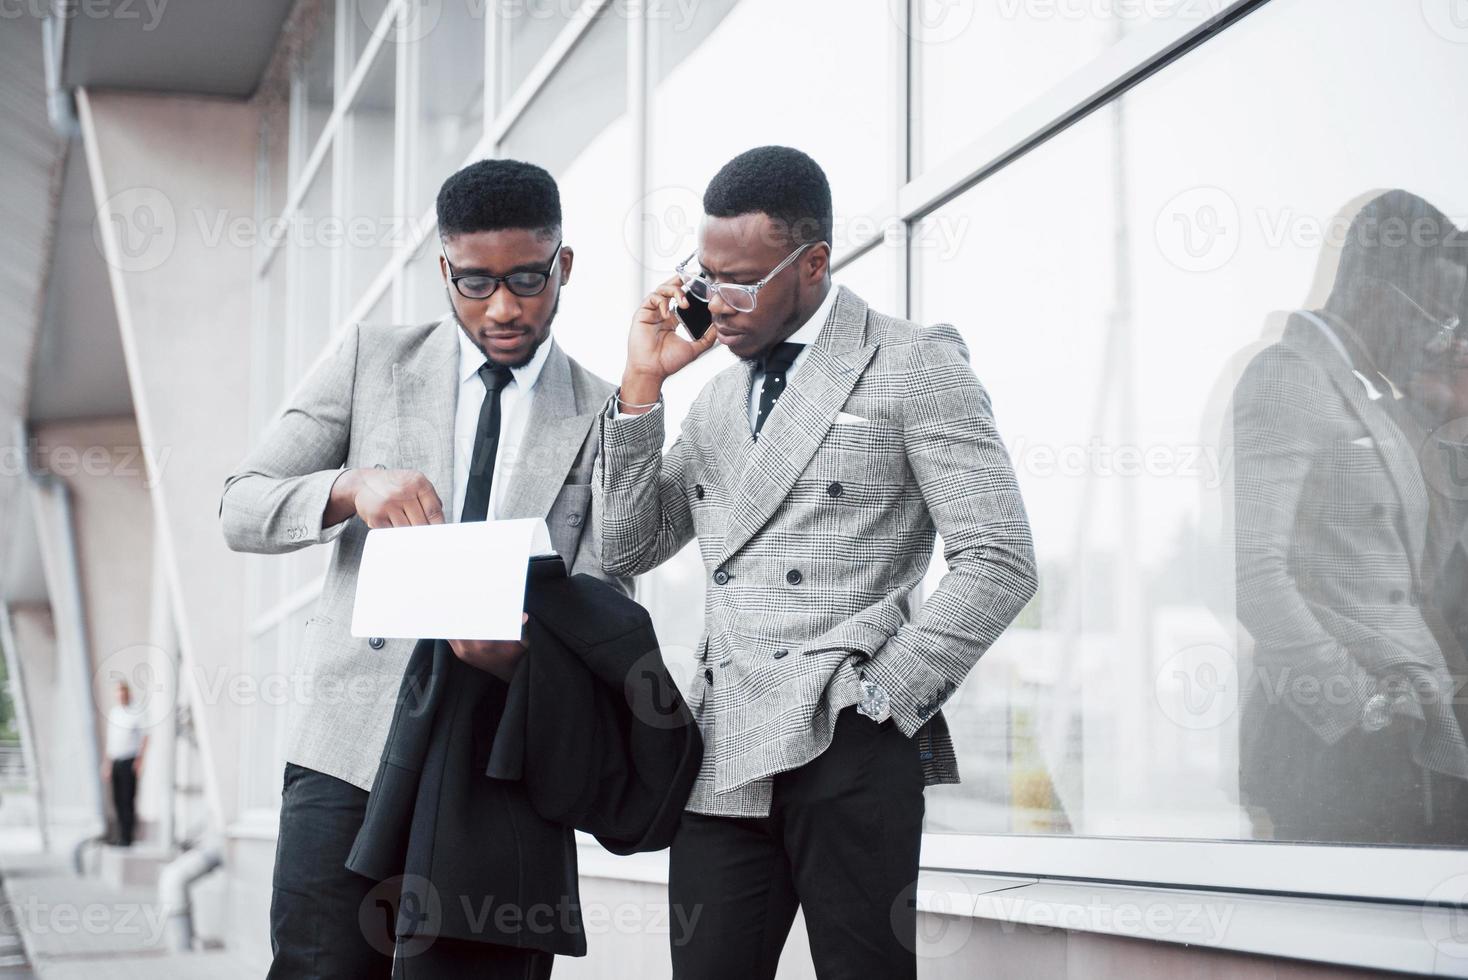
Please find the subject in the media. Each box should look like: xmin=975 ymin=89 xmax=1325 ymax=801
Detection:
xmin=452 ymin=323 xmax=553 ymax=522
xmin=106 ymin=704 xmax=145 ymax=761
xmin=744 ymin=285 xmax=840 ymax=428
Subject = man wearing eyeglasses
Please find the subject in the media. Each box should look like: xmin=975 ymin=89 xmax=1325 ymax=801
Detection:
xmin=221 ymin=158 xmax=628 ymax=979
xmin=596 ymin=146 xmax=1037 ymax=978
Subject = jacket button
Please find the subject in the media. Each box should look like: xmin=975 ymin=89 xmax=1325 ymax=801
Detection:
xmin=694 ymin=484 xmax=705 ymax=500
xmin=1389 ymin=589 xmax=1406 ymax=604
xmin=704 ymin=668 xmax=714 ymax=684
xmin=1371 ymin=503 xmax=1387 ymax=518
xmin=713 ymin=568 xmax=730 ymax=586
xmin=368 ymin=636 xmax=385 ymax=650
xmin=786 ymin=569 xmax=802 ymax=586
xmin=773 ymin=649 xmax=789 ymax=659
xmin=827 ymin=481 xmax=844 ymax=498
xmin=567 ymin=512 xmax=583 ymax=527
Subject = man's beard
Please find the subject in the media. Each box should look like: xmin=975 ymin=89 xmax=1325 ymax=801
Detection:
xmin=447 ymin=289 xmax=559 ymax=368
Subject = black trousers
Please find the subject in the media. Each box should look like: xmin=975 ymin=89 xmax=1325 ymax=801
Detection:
xmin=110 ymin=757 xmax=137 ymax=846
xmin=268 ymin=762 xmax=554 ymax=980
xmin=668 ymin=706 xmax=926 ymax=980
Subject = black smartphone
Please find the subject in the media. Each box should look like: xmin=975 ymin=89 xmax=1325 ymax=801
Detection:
xmin=676 ymin=285 xmax=713 ymax=341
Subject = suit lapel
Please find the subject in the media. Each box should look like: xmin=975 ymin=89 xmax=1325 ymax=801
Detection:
xmin=720 ymin=287 xmax=878 ymax=562
xmin=1290 ymin=317 xmax=1429 ymax=572
xmin=706 ymin=358 xmax=758 ymax=484
xmin=498 ymin=342 xmax=598 ymax=520
xmin=393 ymin=317 xmax=460 ymax=507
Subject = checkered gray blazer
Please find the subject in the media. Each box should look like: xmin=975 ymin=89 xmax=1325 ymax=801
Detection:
xmin=595 ymin=286 xmax=1037 ymax=815
xmin=1232 ymin=312 xmax=1468 ymax=779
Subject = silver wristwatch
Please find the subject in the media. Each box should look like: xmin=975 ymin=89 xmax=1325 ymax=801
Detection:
xmin=1361 ymin=693 xmax=1392 ymax=733
xmin=857 ymin=680 xmax=891 ymax=723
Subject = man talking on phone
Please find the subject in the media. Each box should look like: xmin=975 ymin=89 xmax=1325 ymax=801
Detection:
xmin=595 ymin=146 xmax=1037 ymax=978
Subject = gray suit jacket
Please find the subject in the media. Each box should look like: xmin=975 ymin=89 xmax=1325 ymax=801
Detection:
xmin=595 ymin=287 xmax=1038 ymax=815
xmin=220 ymin=317 xmax=630 ymax=791
xmin=1232 ymin=312 xmax=1468 ymax=779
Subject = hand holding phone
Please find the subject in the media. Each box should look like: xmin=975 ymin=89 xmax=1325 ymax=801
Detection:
xmin=622 ymin=275 xmax=720 ymax=401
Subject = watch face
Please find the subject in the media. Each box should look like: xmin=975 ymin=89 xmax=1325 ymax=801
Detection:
xmin=1362 ymin=694 xmax=1392 ymax=732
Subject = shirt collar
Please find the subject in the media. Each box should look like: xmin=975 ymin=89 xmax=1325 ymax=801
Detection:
xmin=455 ymin=319 xmax=555 ymax=391
xmin=783 ymin=286 xmax=839 ymax=348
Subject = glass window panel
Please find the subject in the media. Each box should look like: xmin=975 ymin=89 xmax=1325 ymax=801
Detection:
xmin=347 ymin=0 xmax=389 ymax=65
xmin=835 ymin=243 xmax=900 ymax=319
xmin=241 ymin=625 xmax=282 ymax=811
xmin=413 ymin=0 xmax=486 ymax=217
xmin=289 ymin=160 xmax=335 ymax=390
xmin=295 ymin=0 xmax=336 ymax=176
xmin=344 ymin=43 xmax=399 ymax=308
xmin=363 ymin=279 xmax=395 ymax=325
xmin=910 ymin=0 xmax=1184 ymax=174
xmin=500 ymin=7 xmax=629 ymax=378
xmin=646 ymin=0 xmax=895 ymax=273
xmin=406 ymin=236 xmax=448 ymax=325
xmin=500 ymin=0 xmax=587 ymax=108
xmin=913 ymin=0 xmax=1468 ymax=848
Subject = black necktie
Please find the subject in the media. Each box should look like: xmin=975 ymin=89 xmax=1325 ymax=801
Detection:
xmin=754 ymin=342 xmax=804 ymax=436
xmin=460 ymin=362 xmax=515 ymax=523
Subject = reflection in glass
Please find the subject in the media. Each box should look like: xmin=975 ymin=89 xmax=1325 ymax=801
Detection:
xmin=1232 ymin=191 xmax=1468 ymax=846
xmin=912 ymin=0 xmax=1468 ymax=847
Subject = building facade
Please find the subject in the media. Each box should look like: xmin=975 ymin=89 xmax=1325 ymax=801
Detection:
xmin=1 ymin=0 xmax=1466 ymax=975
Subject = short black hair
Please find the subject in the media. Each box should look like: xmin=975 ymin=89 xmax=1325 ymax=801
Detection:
xmin=437 ymin=158 xmax=562 ymax=240
xmin=703 ymin=146 xmax=833 ymax=248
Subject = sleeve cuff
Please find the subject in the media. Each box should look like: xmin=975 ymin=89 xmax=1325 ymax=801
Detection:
xmin=862 ymin=643 xmax=955 ymax=738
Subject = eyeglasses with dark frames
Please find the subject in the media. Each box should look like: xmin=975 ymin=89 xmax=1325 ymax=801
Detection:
xmin=443 ymin=241 xmax=563 ymax=300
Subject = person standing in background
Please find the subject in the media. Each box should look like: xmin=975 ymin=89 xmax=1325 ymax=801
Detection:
xmin=101 ymin=680 xmax=146 ymax=847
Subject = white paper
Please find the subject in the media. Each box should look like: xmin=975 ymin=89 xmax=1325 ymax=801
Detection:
xmin=350 ymin=518 xmax=551 ymax=641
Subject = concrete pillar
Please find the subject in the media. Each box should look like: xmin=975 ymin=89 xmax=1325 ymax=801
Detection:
xmin=77 ymin=89 xmax=258 ymax=828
